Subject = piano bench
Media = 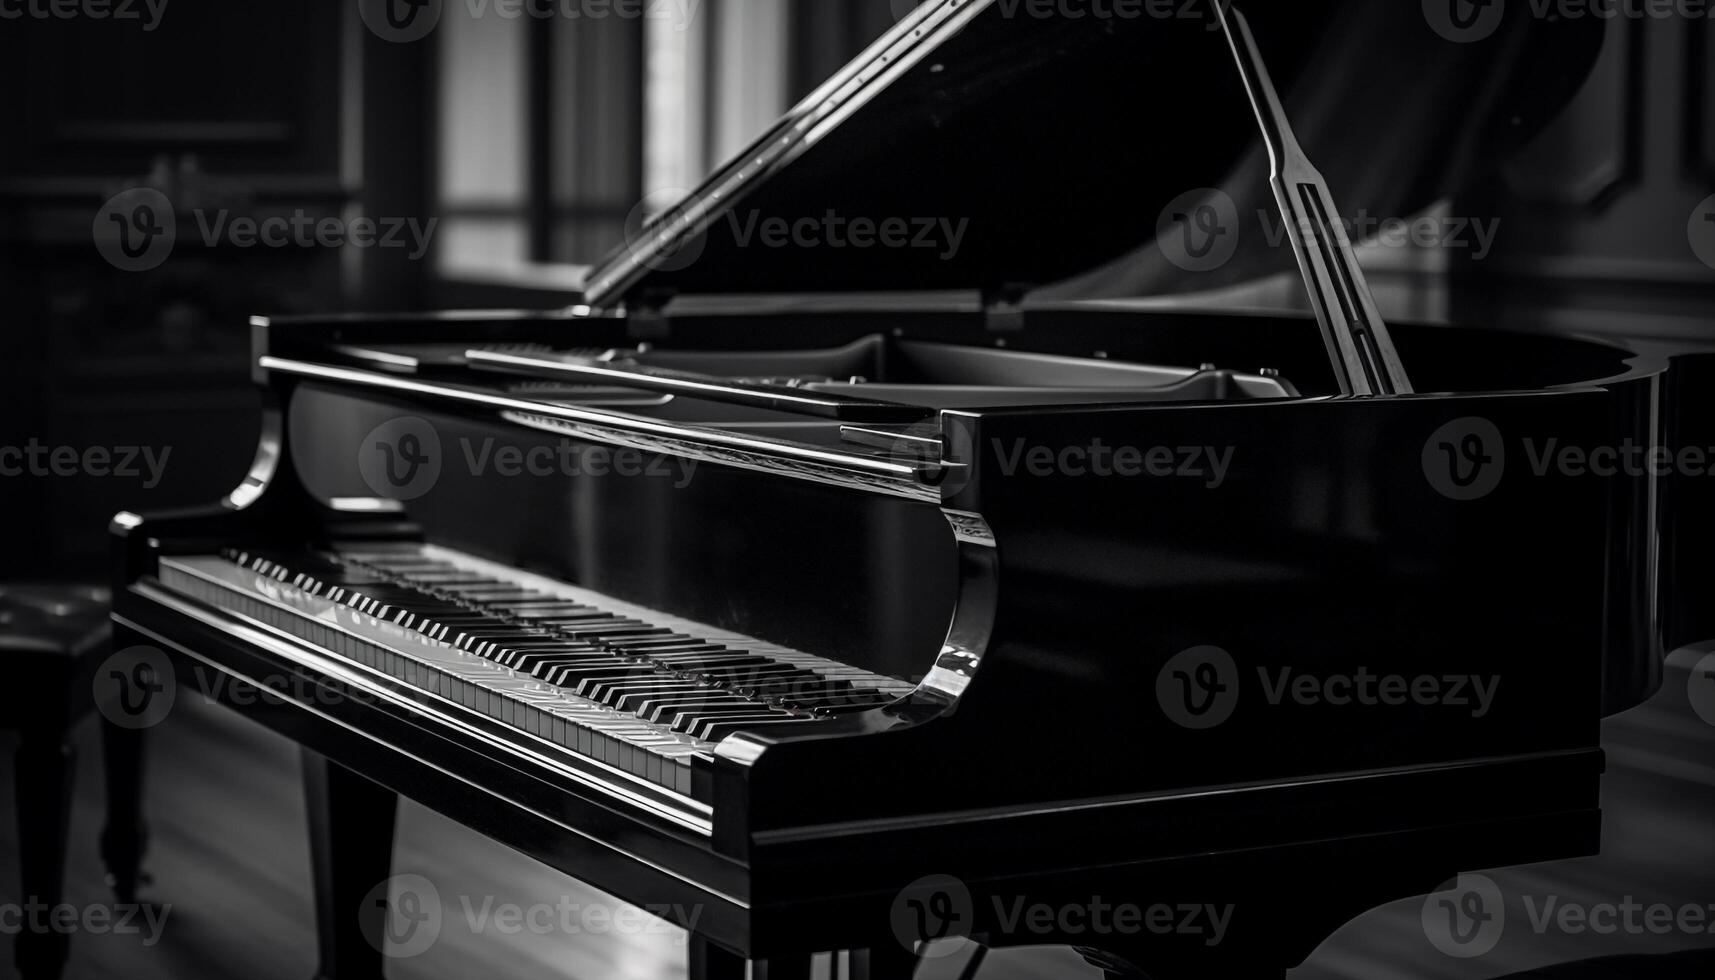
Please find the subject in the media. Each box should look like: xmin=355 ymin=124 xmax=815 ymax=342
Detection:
xmin=0 ymin=585 xmax=150 ymax=980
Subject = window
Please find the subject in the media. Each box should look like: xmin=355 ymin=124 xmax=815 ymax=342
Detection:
xmin=433 ymin=0 xmax=897 ymax=284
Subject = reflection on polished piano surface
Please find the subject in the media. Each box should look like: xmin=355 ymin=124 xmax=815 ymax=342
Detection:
xmin=107 ymin=2 xmax=1711 ymax=978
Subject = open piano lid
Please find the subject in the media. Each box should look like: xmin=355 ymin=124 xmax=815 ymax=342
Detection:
xmin=583 ymin=0 xmax=1602 ymax=310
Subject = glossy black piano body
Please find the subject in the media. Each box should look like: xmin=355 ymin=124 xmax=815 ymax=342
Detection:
xmin=108 ymin=2 xmax=1677 ymax=976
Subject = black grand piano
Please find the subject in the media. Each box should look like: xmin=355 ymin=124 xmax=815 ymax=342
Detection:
xmin=109 ymin=2 xmax=1693 ymax=978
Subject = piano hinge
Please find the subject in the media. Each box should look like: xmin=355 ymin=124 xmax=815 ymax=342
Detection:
xmin=625 ymin=288 xmax=675 ymax=341
xmin=982 ymin=284 xmax=1032 ymax=333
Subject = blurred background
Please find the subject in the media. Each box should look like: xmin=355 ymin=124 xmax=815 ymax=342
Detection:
xmin=3 ymin=1 xmax=1714 ymax=579
xmin=1 ymin=0 xmax=1712 ymax=577
xmin=0 ymin=0 xmax=907 ymax=577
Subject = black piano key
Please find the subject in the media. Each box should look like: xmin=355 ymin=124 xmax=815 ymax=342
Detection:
xmin=546 ymin=661 xmax=667 ymax=689
xmin=692 ymin=663 xmax=815 ymax=687
xmin=691 ymin=715 xmax=825 ymax=743
xmin=771 ymin=689 xmax=894 ymax=712
xmin=645 ymin=652 xmax=761 ymax=671
xmin=549 ymin=623 xmax=666 ymax=640
xmin=631 ymin=693 xmax=762 ymax=723
xmin=497 ymin=605 xmax=606 ymax=621
xmin=492 ymin=646 xmax=610 ymax=671
xmin=217 ymin=545 xmax=880 ymax=762
xmin=597 ymin=680 xmax=714 ymax=709
xmin=742 ymin=673 xmax=858 ymax=699
xmin=602 ymin=634 xmax=701 ymax=650
xmin=652 ymin=700 xmax=778 ymax=727
xmin=647 ymin=655 xmax=774 ymax=675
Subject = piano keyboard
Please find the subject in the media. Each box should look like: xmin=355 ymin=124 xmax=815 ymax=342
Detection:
xmin=153 ymin=543 xmax=916 ymax=799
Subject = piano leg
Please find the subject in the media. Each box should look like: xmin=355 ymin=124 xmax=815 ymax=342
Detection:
xmin=688 ymin=937 xmax=816 ymax=980
xmin=848 ymin=944 xmax=923 ymax=980
xmin=12 ymin=733 xmax=74 ymax=980
xmin=303 ymin=750 xmax=399 ymax=980
xmin=1078 ymin=945 xmax=1287 ymax=980
xmin=99 ymin=719 xmax=148 ymax=903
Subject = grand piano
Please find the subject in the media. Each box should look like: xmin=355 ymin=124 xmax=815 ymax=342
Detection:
xmin=110 ymin=2 xmax=1690 ymax=978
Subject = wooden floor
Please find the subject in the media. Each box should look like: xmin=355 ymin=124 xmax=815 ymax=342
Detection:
xmin=2 ymin=650 xmax=1713 ymax=980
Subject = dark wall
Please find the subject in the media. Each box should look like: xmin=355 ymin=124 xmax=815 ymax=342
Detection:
xmin=0 ymin=1 xmax=433 ymax=578
xmin=1453 ymin=14 xmax=1715 ymax=334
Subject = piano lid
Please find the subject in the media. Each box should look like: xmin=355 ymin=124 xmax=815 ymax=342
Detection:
xmin=582 ymin=0 xmax=1604 ymax=309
